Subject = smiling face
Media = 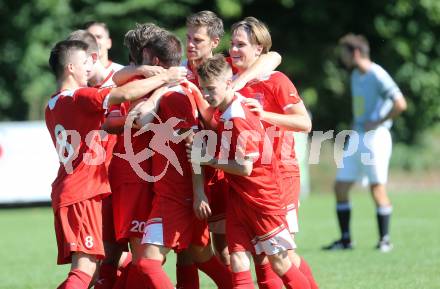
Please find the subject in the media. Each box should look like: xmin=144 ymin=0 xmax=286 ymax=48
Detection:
xmin=200 ymin=74 xmax=232 ymax=109
xmin=229 ymin=27 xmax=263 ymax=72
xmin=186 ymin=25 xmax=219 ymax=62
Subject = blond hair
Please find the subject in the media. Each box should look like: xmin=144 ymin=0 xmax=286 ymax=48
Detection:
xmin=231 ymin=17 xmax=272 ymax=54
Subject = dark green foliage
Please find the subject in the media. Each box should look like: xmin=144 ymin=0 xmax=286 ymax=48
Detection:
xmin=1 ymin=0 xmax=438 ymax=143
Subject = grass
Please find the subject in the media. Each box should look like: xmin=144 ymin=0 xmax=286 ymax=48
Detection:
xmin=0 ymin=190 xmax=439 ymax=289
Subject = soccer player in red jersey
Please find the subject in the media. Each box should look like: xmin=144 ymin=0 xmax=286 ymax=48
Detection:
xmin=229 ymin=17 xmax=318 ymax=289
xmin=45 ymin=39 xmax=183 ymax=289
xmin=85 ymin=21 xmax=124 ymax=82
xmin=66 ymin=29 xmax=132 ymax=289
xmin=178 ymin=12 xmax=285 ymax=287
xmin=189 ymin=54 xmax=310 ymax=289
xmin=116 ymin=29 xmax=231 ymax=289
xmin=101 ymin=24 xmax=187 ymax=289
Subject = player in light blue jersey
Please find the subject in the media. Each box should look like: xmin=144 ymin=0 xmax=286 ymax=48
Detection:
xmin=323 ymin=34 xmax=407 ymax=252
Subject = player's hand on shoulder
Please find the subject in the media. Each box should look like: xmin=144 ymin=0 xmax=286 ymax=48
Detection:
xmin=242 ymin=97 xmax=264 ymax=117
xmin=163 ymin=66 xmax=187 ymax=86
xmin=139 ymin=65 xmax=166 ymax=78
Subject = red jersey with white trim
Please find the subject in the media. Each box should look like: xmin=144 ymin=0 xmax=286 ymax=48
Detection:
xmin=152 ymin=82 xmax=200 ymax=205
xmin=242 ymin=71 xmax=302 ymax=177
xmin=107 ymin=76 xmax=153 ymax=185
xmin=45 ymin=87 xmax=112 ymax=210
xmin=99 ymin=61 xmax=124 ymax=88
xmin=215 ymin=94 xmax=284 ymax=214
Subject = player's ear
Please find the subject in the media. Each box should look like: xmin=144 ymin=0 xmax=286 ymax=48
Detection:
xmin=107 ymin=37 xmax=112 ymax=50
xmin=152 ymin=57 xmax=160 ymax=66
xmin=255 ymin=44 xmax=263 ymax=57
xmin=67 ymin=63 xmax=74 ymax=73
xmin=211 ymin=37 xmax=220 ymax=49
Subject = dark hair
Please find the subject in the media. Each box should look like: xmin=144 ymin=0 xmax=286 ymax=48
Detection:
xmin=339 ymin=33 xmax=370 ymax=57
xmin=124 ymin=23 xmax=167 ymax=65
xmin=49 ymin=40 xmax=88 ymax=78
xmin=197 ymin=54 xmax=231 ymax=82
xmin=67 ymin=30 xmax=99 ymax=54
xmin=143 ymin=32 xmax=182 ymax=68
xmin=83 ymin=21 xmax=109 ymax=35
xmin=186 ymin=10 xmax=224 ymax=39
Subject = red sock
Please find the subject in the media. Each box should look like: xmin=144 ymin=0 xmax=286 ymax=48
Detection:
xmin=196 ymin=256 xmax=233 ymax=289
xmin=255 ymin=263 xmax=283 ymax=289
xmin=176 ymin=263 xmax=200 ymax=289
xmin=113 ymin=262 xmax=131 ymax=289
xmin=280 ymin=265 xmax=311 ymax=289
xmin=137 ymin=258 xmax=174 ymax=289
xmin=124 ymin=262 xmax=147 ymax=289
xmin=94 ymin=263 xmax=118 ymax=289
xmin=232 ymin=271 xmax=255 ymax=289
xmin=299 ymin=257 xmax=319 ymax=289
xmin=57 ymin=269 xmax=92 ymax=289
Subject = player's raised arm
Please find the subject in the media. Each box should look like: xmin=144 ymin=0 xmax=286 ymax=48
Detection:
xmin=231 ymin=51 xmax=281 ymax=91
xmin=112 ymin=64 xmax=166 ymax=86
xmin=107 ymin=68 xmax=186 ymax=106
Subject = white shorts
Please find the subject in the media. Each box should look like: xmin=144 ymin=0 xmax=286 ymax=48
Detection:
xmin=336 ymin=127 xmax=392 ymax=185
xmin=286 ymin=204 xmax=299 ymax=234
xmin=253 ymin=227 xmax=296 ymax=256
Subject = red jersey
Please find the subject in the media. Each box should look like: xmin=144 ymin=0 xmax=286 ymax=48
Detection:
xmin=45 ymin=87 xmax=112 ymax=209
xmin=152 ymin=83 xmax=199 ymax=205
xmin=241 ymin=71 xmax=302 ymax=177
xmin=215 ymin=94 xmax=284 ymax=214
xmin=107 ymin=76 xmax=153 ymax=185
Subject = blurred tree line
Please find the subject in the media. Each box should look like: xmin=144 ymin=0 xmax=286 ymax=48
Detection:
xmin=0 ymin=0 xmax=439 ymax=144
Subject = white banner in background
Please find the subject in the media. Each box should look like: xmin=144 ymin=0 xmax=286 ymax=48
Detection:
xmin=0 ymin=121 xmax=58 ymax=204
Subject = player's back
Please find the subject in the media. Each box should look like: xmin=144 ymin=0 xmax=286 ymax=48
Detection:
xmin=45 ymin=87 xmax=111 ymax=209
xmin=152 ymin=83 xmax=199 ymax=205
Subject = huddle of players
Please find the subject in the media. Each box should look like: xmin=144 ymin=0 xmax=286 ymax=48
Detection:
xmin=45 ymin=11 xmax=319 ymax=289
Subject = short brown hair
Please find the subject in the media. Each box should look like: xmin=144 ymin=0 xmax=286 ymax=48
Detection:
xmin=124 ymin=23 xmax=167 ymax=65
xmin=231 ymin=17 xmax=272 ymax=54
xmin=67 ymin=30 xmax=99 ymax=55
xmin=197 ymin=54 xmax=232 ymax=83
xmin=49 ymin=40 xmax=88 ymax=79
xmin=186 ymin=10 xmax=224 ymax=39
xmin=339 ymin=33 xmax=370 ymax=57
xmin=143 ymin=32 xmax=183 ymax=68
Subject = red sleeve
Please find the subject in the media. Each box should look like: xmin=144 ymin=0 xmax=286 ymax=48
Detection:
xmin=231 ymin=117 xmax=260 ymax=160
xmin=160 ymin=92 xmax=198 ymax=130
xmin=74 ymin=87 xmax=112 ymax=113
xmin=272 ymin=72 xmax=302 ymax=111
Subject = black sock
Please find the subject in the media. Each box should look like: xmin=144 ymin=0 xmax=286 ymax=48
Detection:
xmin=377 ymin=206 xmax=392 ymax=241
xmin=336 ymin=202 xmax=351 ymax=242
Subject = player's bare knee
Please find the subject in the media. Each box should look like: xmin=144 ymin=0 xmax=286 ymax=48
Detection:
xmin=267 ymin=251 xmax=292 ymax=276
xmin=230 ymin=251 xmax=251 ymax=273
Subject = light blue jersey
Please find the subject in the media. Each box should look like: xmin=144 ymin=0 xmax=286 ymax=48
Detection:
xmin=351 ymin=63 xmax=401 ymax=131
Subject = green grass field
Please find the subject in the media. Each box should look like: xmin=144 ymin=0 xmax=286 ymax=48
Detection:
xmin=1 ymin=191 xmax=439 ymax=289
